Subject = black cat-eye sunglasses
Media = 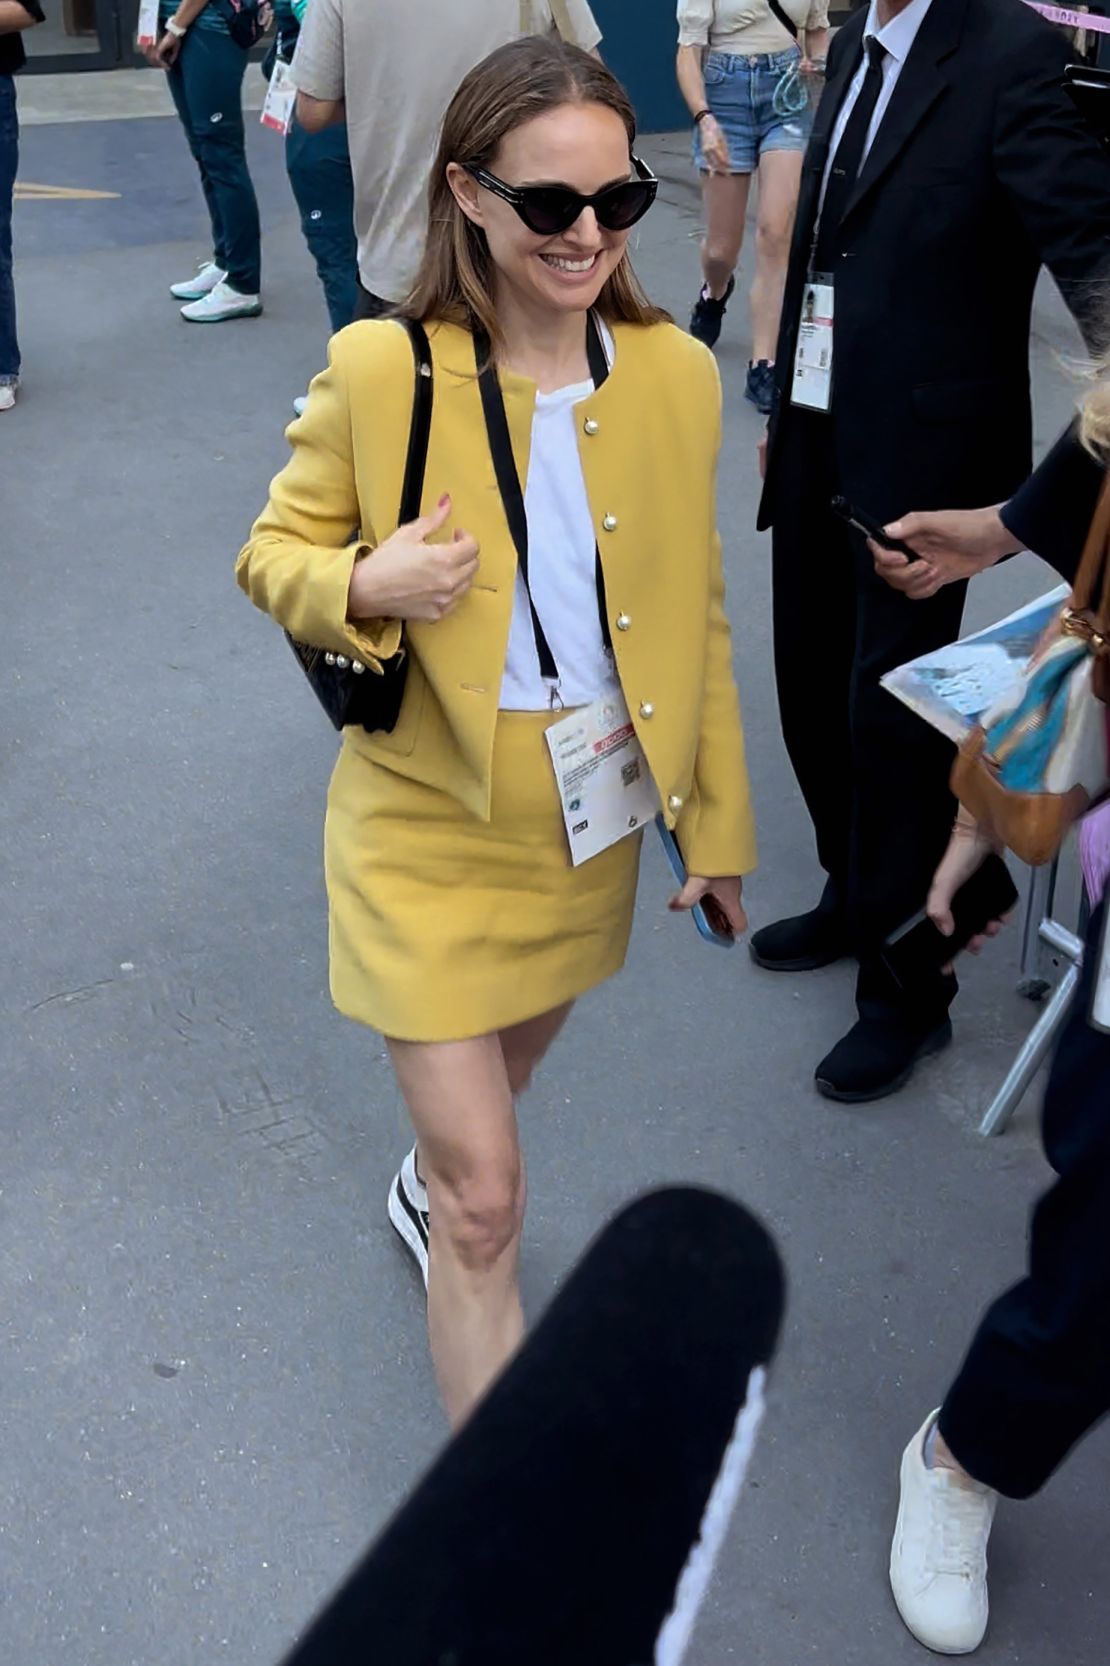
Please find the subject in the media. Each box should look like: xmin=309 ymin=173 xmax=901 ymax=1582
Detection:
xmin=466 ymin=155 xmax=658 ymax=237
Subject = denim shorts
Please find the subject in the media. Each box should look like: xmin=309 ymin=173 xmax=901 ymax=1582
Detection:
xmin=693 ymin=49 xmax=811 ymax=175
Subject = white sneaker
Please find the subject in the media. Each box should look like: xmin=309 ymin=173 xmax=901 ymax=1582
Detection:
xmin=890 ymin=1411 xmax=998 ymax=1655
xmin=169 ymin=259 xmax=227 ymax=301
xmin=292 ymin=395 xmax=307 ymax=417
xmin=180 ymin=280 xmax=262 ymax=323
xmin=0 ymin=383 xmax=15 ymax=412
xmin=387 ymin=1148 xmax=430 ymax=1289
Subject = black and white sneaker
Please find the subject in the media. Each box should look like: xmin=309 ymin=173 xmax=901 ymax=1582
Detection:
xmin=388 ymin=1148 xmax=430 ymax=1288
xmin=689 ymin=275 xmax=735 ymax=349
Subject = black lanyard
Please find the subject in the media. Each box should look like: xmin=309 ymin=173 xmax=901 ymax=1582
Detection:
xmin=476 ymin=312 xmax=613 ymax=704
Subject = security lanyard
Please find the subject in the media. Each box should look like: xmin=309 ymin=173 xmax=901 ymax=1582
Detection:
xmin=476 ymin=313 xmax=613 ymax=707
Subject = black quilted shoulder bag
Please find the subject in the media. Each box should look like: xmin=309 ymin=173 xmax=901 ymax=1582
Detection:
xmin=285 ymin=318 xmax=434 ymax=733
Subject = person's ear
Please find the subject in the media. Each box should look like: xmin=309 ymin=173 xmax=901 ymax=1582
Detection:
xmin=446 ymin=162 xmax=484 ymax=228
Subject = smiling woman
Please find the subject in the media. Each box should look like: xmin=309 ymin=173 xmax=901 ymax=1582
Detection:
xmin=236 ymin=35 xmax=757 ymax=1428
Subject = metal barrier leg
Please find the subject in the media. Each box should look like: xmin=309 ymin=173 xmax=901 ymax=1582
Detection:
xmin=1017 ymin=858 xmax=1057 ymax=1000
xmin=979 ymin=914 xmax=1086 ymax=1137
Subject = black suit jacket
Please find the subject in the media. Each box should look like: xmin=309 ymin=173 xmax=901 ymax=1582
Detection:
xmin=1002 ymin=421 xmax=1105 ymax=585
xmin=758 ymin=0 xmax=1110 ymax=531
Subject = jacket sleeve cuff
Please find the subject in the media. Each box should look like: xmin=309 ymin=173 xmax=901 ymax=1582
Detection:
xmin=675 ymin=786 xmax=758 ymax=879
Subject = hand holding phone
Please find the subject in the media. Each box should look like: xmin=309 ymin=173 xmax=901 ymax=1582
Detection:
xmin=881 ymin=854 xmax=1019 ymax=992
xmin=655 ymin=816 xmax=741 ymax=949
xmin=830 ymin=495 xmax=920 ymax=562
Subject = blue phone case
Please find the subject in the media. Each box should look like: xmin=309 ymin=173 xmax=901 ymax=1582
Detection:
xmin=654 ymin=815 xmax=735 ymax=949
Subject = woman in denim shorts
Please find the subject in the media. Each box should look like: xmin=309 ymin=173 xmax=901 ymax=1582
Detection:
xmin=677 ymin=0 xmax=828 ymax=413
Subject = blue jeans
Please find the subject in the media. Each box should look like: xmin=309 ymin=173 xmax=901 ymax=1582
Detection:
xmin=0 ymin=75 xmax=19 ymax=382
xmin=284 ymin=115 xmax=358 ymax=334
xmin=693 ymin=49 xmax=811 ymax=174
xmin=166 ymin=28 xmax=261 ymax=293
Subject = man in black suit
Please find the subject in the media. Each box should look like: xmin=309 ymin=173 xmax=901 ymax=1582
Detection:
xmin=753 ymin=0 xmax=1110 ymax=1103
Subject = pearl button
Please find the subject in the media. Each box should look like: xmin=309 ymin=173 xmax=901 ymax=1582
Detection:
xmin=324 ymin=652 xmax=336 ymax=666
xmin=602 ymin=513 xmax=618 ymax=532
xmin=335 ymin=655 xmax=350 ymax=669
xmin=616 ymin=613 xmax=631 ymax=632
xmin=667 ymin=794 xmax=684 ymax=812
xmin=351 ymin=660 xmax=366 ymax=675
xmin=584 ymin=417 xmax=600 ymax=435
xmin=639 ymin=702 xmax=654 ymax=719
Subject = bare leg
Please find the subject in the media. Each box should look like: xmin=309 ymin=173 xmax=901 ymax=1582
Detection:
xmin=749 ymin=148 xmax=803 ymax=362
xmin=499 ymin=1000 xmax=573 ymax=1096
xmin=700 ymin=171 xmax=751 ymax=301
xmin=388 ymin=1001 xmax=573 ymax=1427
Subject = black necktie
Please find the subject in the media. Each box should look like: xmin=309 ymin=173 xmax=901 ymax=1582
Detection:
xmin=813 ymin=36 xmax=887 ymax=271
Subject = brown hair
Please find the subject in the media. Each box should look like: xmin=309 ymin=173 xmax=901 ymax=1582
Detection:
xmin=401 ymin=36 xmax=669 ymax=353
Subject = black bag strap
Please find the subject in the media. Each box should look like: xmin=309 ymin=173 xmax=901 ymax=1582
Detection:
xmin=398 ymin=318 xmax=434 ymax=525
xmin=474 ymin=313 xmax=612 ymax=699
xmin=767 ymin=0 xmax=799 ymax=40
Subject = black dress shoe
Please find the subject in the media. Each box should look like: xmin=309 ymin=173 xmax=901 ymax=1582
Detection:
xmin=749 ymin=906 xmax=852 ymax=972
xmin=815 ymin=1016 xmax=953 ymax=1104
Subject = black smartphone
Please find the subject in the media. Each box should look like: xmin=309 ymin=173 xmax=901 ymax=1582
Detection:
xmin=830 ymin=495 xmax=920 ymax=561
xmin=881 ymin=855 xmax=1020 ymax=993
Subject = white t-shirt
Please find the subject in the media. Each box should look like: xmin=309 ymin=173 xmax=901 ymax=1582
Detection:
xmin=291 ymin=0 xmax=603 ymax=303
xmin=499 ymin=329 xmax=616 ymax=712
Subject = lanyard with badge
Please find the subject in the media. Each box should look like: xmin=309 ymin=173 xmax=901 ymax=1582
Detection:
xmin=791 ymin=37 xmax=887 ymax=413
xmin=791 ymin=170 xmax=837 ymax=413
xmin=476 ymin=315 xmax=659 ymax=866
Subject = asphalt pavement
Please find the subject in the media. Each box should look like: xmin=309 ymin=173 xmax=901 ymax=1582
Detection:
xmin=2 ymin=103 xmax=1105 ymax=1666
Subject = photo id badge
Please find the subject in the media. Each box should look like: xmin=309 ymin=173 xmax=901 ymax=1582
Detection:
xmin=545 ymin=687 xmax=659 ymax=867
xmin=137 ymin=0 xmax=160 ymax=47
xmin=261 ymin=59 xmax=297 ymax=135
xmin=791 ymin=276 xmax=834 ymax=412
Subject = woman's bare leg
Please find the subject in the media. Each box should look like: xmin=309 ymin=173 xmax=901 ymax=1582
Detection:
xmin=700 ymin=170 xmax=751 ymax=300
xmin=388 ymin=1001 xmax=573 ymax=1427
xmin=750 ymin=148 xmax=803 ymax=362
xmin=499 ymin=1000 xmax=573 ymax=1096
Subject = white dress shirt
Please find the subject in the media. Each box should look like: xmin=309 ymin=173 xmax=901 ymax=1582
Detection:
xmin=820 ymin=0 xmax=934 ymax=206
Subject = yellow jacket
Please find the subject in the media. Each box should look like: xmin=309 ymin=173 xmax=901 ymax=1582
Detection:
xmin=237 ymin=317 xmax=757 ymax=877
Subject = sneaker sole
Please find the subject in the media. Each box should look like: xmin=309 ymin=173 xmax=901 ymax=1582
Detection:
xmin=387 ymin=1174 xmax=429 ymax=1289
xmin=181 ymin=305 xmax=263 ymax=323
xmin=816 ymin=1020 xmax=954 ymax=1105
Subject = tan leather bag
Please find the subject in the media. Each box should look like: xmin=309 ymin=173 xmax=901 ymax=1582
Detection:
xmin=951 ymin=473 xmax=1110 ymax=865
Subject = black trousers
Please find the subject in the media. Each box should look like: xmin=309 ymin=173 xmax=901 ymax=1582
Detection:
xmin=770 ymin=411 xmax=969 ymax=1013
xmin=353 ymin=280 xmax=393 ymax=322
xmin=939 ymin=902 xmax=1110 ymax=1499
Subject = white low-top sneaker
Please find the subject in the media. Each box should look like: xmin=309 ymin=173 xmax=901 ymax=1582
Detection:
xmin=0 ymin=383 xmax=16 ymax=412
xmin=170 ymin=259 xmax=226 ymax=301
xmin=387 ymin=1147 xmax=430 ymax=1289
xmin=180 ymin=280 xmax=262 ymax=323
xmin=890 ymin=1411 xmax=998 ymax=1655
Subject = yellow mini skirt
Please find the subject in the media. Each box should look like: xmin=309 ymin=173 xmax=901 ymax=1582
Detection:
xmin=324 ymin=711 xmax=643 ymax=1043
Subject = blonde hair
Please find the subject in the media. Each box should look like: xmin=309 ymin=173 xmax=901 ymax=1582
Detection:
xmin=401 ymin=36 xmax=669 ymax=355
xmin=1081 ymin=369 xmax=1110 ymax=457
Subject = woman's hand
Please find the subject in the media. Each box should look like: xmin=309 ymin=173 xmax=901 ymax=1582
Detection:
xmin=152 ymin=29 xmax=182 ymax=65
xmin=669 ymin=874 xmax=748 ymax=938
xmin=347 ymin=494 xmax=479 ymax=624
xmin=927 ymin=815 xmax=1009 ymax=959
xmin=870 ymin=506 xmax=1020 ymax=601
xmin=699 ymin=114 xmax=731 ymax=174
